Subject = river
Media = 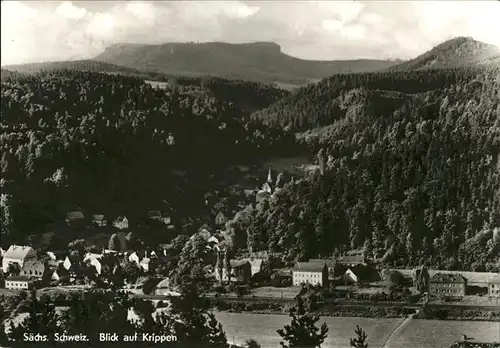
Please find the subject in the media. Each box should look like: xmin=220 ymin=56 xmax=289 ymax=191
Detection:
xmin=214 ymin=312 xmax=500 ymax=348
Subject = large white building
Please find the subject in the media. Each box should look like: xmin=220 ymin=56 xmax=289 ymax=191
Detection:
xmin=292 ymin=262 xmax=328 ymax=287
xmin=5 ymin=276 xmax=32 ymax=290
xmin=2 ymin=245 xmax=37 ymax=273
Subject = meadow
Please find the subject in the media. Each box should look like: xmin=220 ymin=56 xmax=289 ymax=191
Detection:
xmin=214 ymin=312 xmax=500 ymax=348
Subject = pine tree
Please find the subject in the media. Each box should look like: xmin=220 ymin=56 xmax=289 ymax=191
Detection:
xmin=277 ymin=297 xmax=328 ymax=348
xmin=350 ymin=325 xmax=368 ymax=348
xmin=170 ymin=283 xmax=228 ymax=347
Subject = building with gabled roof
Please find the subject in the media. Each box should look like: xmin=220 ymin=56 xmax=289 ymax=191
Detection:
xmin=429 ymin=272 xmax=467 ymax=297
xmin=92 ymin=214 xmax=107 ymax=227
xmin=292 ymin=262 xmax=328 ymax=287
xmin=21 ymin=261 xmax=47 ymax=279
xmin=2 ymin=245 xmax=37 ymax=273
xmin=215 ymin=212 xmax=227 ymax=226
xmin=310 ymin=258 xmax=336 ymax=278
xmin=113 ymin=216 xmax=129 ymax=230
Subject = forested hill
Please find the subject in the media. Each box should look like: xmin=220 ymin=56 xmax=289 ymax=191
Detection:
xmin=2 ymin=61 xmax=290 ymax=114
xmin=238 ymin=67 xmax=500 ymax=271
xmin=93 ymin=41 xmax=396 ymax=85
xmin=0 ymin=70 xmax=300 ymax=244
xmin=252 ymin=67 xmax=495 ymax=131
xmin=388 ymin=37 xmax=500 ymax=71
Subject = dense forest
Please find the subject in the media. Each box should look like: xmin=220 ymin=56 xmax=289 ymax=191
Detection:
xmin=241 ymin=66 xmax=500 ymax=271
xmin=1 ymin=59 xmax=499 ymax=272
xmin=0 ymin=70 xmax=299 ymax=245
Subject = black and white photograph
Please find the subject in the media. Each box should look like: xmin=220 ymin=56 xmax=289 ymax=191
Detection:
xmin=1 ymin=1 xmax=499 ymax=347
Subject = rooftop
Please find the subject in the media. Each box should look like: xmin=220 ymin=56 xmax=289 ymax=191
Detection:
xmin=430 ymin=273 xmax=467 ymax=283
xmin=294 ymin=262 xmax=326 ymax=273
xmin=66 ymin=211 xmax=84 ymax=220
xmin=6 ymin=276 xmax=31 ymax=281
xmin=4 ymin=245 xmax=35 ymax=260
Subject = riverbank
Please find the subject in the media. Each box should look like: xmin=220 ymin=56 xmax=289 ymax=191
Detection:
xmin=211 ymin=299 xmax=500 ymax=322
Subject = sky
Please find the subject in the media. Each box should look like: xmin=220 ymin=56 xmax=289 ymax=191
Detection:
xmin=1 ymin=0 xmax=500 ymax=66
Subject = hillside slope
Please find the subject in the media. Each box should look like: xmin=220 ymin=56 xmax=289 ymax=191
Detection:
xmin=0 ymin=71 xmax=300 ymax=246
xmin=389 ymin=37 xmax=500 ymax=71
xmin=252 ymin=67 xmax=487 ymax=130
xmin=240 ymin=66 xmax=500 ymax=271
xmin=93 ymin=41 xmax=396 ymax=85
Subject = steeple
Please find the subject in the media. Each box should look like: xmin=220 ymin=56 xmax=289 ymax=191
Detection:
xmin=267 ymin=167 xmax=272 ymax=183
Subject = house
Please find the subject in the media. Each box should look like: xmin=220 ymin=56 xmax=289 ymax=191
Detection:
xmin=344 ymin=264 xmax=380 ymax=284
xmin=310 ymin=259 xmax=336 ymax=278
xmin=148 ymin=211 xmax=171 ymax=225
xmin=429 ymin=273 xmax=467 ymax=297
xmin=488 ymin=274 xmax=500 ymax=298
xmin=83 ymin=253 xmax=103 ymax=275
xmin=51 ymin=265 xmax=70 ymax=282
xmin=215 ymin=212 xmax=227 ymax=226
xmin=215 ymin=260 xmax=252 ymax=283
xmin=113 ymin=216 xmax=129 ymax=230
xmin=65 ymin=211 xmax=85 ymax=228
xmin=46 ymin=252 xmax=56 ymax=261
xmin=2 ymin=245 xmax=37 ymax=273
xmin=292 ymin=262 xmax=328 ymax=287
xmin=246 ymin=258 xmax=264 ymax=277
xmin=139 ymin=258 xmax=151 ymax=272
xmin=154 ymin=278 xmax=172 ymax=296
xmin=92 ymin=214 xmax=107 ymax=227
xmin=128 ymin=252 xmax=140 ymax=265
xmin=5 ymin=276 xmax=33 ymax=290
xmin=338 ymin=249 xmax=366 ymax=266
xmin=20 ymin=261 xmax=47 ymax=279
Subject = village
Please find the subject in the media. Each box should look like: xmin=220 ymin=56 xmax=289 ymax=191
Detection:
xmin=0 ymin=168 xmax=499 ymax=313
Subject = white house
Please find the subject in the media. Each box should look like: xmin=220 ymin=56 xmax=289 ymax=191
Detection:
xmin=113 ymin=216 xmax=129 ymax=230
xmin=46 ymin=252 xmax=57 ymax=261
xmin=345 ymin=269 xmax=359 ymax=283
xmin=292 ymin=262 xmax=328 ymax=287
xmin=51 ymin=266 xmax=69 ymax=282
xmin=128 ymin=252 xmax=140 ymax=265
xmin=83 ymin=253 xmax=103 ymax=275
xmin=139 ymin=258 xmax=150 ymax=272
xmin=5 ymin=276 xmax=32 ymax=290
xmin=2 ymin=245 xmax=37 ymax=273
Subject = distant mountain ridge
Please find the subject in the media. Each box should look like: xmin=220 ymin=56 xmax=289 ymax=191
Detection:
xmin=92 ymin=41 xmax=397 ymax=85
xmin=389 ymin=37 xmax=500 ymax=71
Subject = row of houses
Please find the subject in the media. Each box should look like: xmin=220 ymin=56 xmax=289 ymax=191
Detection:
xmin=288 ymin=257 xmax=500 ymax=299
xmin=1 ymin=244 xmax=166 ymax=290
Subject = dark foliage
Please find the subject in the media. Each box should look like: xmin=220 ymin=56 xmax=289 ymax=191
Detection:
xmin=242 ymin=67 xmax=500 ymax=271
xmin=277 ymin=297 xmax=328 ymax=348
xmin=350 ymin=325 xmax=368 ymax=348
xmin=0 ymin=70 xmax=299 ymax=245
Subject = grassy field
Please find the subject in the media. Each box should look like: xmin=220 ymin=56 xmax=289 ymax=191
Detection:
xmin=249 ymin=286 xmax=301 ymax=299
xmin=260 ymin=156 xmax=318 ymax=176
xmin=215 ymin=312 xmax=500 ymax=348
